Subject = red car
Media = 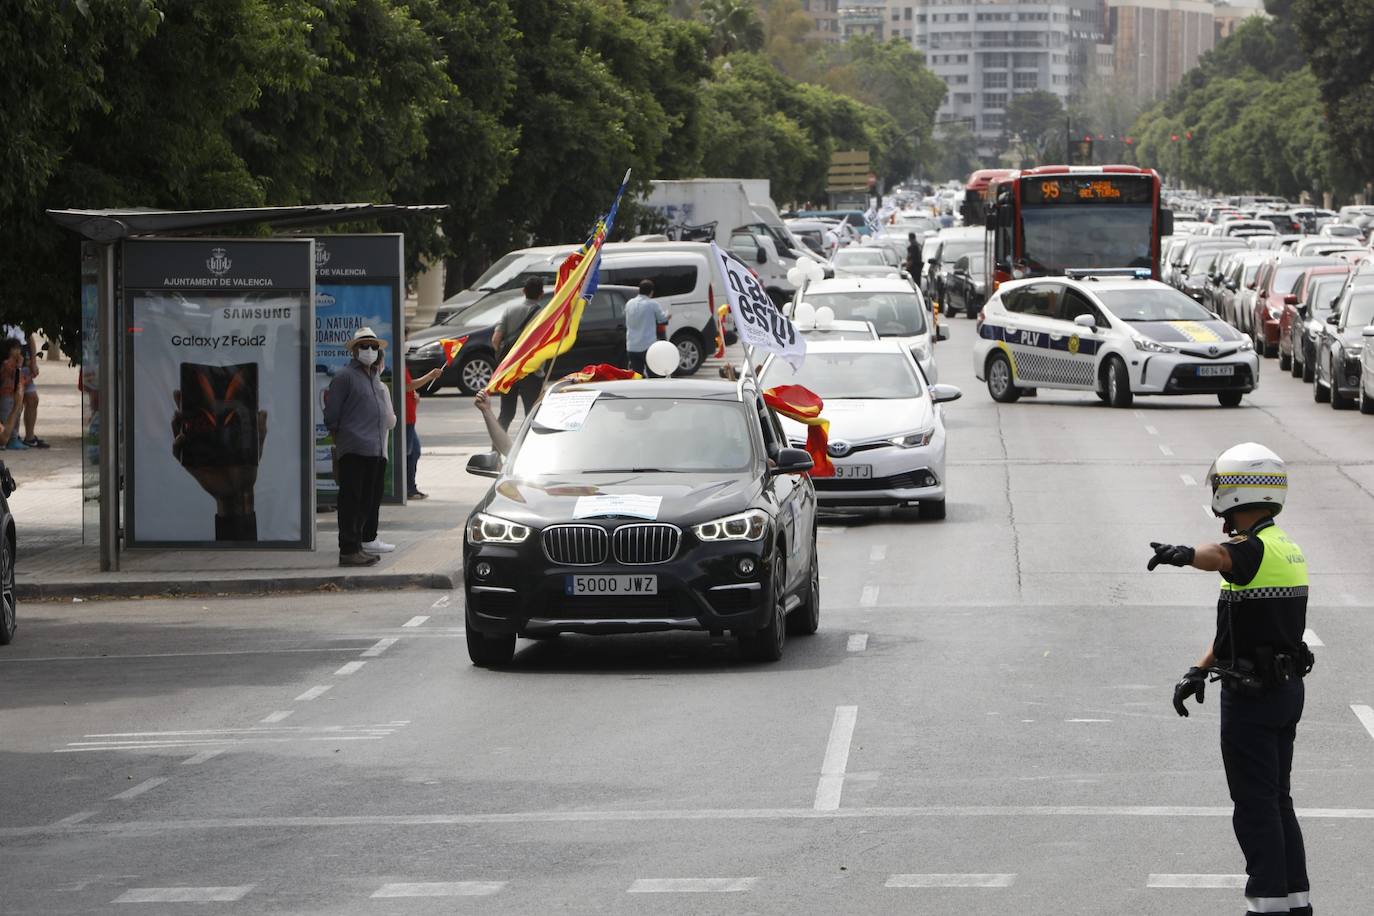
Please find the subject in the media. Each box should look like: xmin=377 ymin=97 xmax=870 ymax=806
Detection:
xmin=1279 ymin=264 xmax=1349 ymax=372
xmin=1249 ymin=256 xmax=1339 ymax=356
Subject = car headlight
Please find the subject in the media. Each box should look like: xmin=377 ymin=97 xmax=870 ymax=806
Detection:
xmin=910 ymin=342 xmax=930 ymax=362
xmin=888 ymin=429 xmax=934 ymax=448
xmin=1133 ymin=336 xmax=1177 ymax=353
xmin=466 ymin=512 xmax=531 ymax=544
xmin=415 ymin=341 xmax=443 ymax=358
xmin=1237 ymin=337 xmax=1254 ymax=351
xmin=693 ymin=509 xmax=769 ymax=542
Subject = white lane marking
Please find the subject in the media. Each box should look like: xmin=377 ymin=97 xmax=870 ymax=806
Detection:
xmin=295 ymin=685 xmax=333 ymax=702
xmin=629 ymin=878 xmax=758 ymax=893
xmin=847 ymin=633 xmax=869 ymax=652
xmin=114 ymin=886 xmax=254 ymax=903
xmin=1180 ymin=473 xmax=1197 ymax=487
xmin=1203 ymin=504 xmax=1214 ymax=520
xmin=1159 ymin=444 xmax=1174 ymax=456
xmin=860 ymin=585 xmax=879 ymax=607
xmin=1 ymin=647 xmax=364 ymax=663
xmin=1144 ymin=425 xmax=1159 ymax=436
xmin=372 ymin=882 xmax=504 ymax=898
xmin=1303 ymin=628 xmax=1323 ymax=647
xmin=111 ymin=777 xmax=169 ymax=801
xmin=402 ymin=615 xmax=429 ymax=628
xmin=79 ymin=726 xmax=394 ymax=738
xmin=182 ymin=749 xmax=225 ymax=766
xmin=869 ymin=545 xmax=887 ymax=562
xmin=361 ymin=637 xmax=398 ymax=657
xmin=53 ymin=811 xmax=98 ymax=826
xmin=1133 ymin=410 xmax=1145 ymax=419
xmin=334 ymin=661 xmax=366 ymax=677
xmin=1351 ymin=705 xmax=1374 ymax=742
xmin=1147 ymin=874 xmax=1246 ymax=888
xmin=260 ymin=710 xmax=294 ymax=724
xmin=814 ymin=705 xmax=859 ymax=811
xmin=431 ymin=594 xmax=452 ymax=609
xmin=886 ymin=874 xmax=1015 ymax=888
xmin=1066 ymin=718 xmax=1112 ymax=723
xmin=818 ymin=526 xmax=844 ymax=534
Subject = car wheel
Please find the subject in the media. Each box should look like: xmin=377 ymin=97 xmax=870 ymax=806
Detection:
xmin=1217 ymin=391 xmax=1243 ymax=408
xmin=986 ymin=352 xmax=1020 ymax=403
xmin=672 ymin=331 xmax=704 ymax=376
xmin=1105 ymin=357 xmax=1134 ymax=408
xmin=1279 ymin=349 xmax=1292 ymax=372
xmin=456 ymin=352 xmax=495 ymax=395
xmin=466 ymin=623 xmax=515 ymax=667
xmin=786 ymin=544 xmax=820 ymax=636
xmin=0 ymin=534 xmax=14 ymax=646
xmin=1289 ymin=344 xmax=1302 ymax=378
xmin=1360 ymin=385 xmax=1374 ymax=415
xmin=917 ymin=498 xmax=947 ymax=520
xmin=1331 ymin=381 xmax=1354 ymax=410
xmin=966 ymin=302 xmax=977 ymax=319
xmin=1301 ymin=346 xmax=1315 ymax=383
xmin=1314 ymin=366 xmax=1330 ymax=403
xmin=742 ymin=555 xmax=786 ymax=663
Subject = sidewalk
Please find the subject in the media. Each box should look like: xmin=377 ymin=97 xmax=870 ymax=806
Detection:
xmin=12 ymin=362 xmax=494 ymax=600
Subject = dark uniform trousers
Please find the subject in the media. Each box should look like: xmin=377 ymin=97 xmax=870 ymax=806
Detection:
xmin=1221 ymin=679 xmax=1310 ymax=916
xmin=336 ymin=454 xmax=386 ymax=555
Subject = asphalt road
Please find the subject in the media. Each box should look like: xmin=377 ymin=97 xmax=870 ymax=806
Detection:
xmin=3 ymin=318 xmax=1373 ymax=915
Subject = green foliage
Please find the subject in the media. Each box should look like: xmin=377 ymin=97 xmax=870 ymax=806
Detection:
xmin=1289 ymin=0 xmax=1374 ymax=177
xmin=1004 ymin=91 xmax=1065 ymax=165
xmin=697 ymin=0 xmax=763 ymax=56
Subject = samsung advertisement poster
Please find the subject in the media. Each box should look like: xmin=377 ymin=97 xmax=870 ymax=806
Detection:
xmin=312 ymin=235 xmax=405 ymax=506
xmin=122 ymin=238 xmax=315 ymax=548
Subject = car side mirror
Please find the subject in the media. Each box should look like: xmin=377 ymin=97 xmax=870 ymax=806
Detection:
xmin=1160 ymin=208 xmax=1174 ymax=237
xmin=929 ymin=384 xmax=962 ymax=404
xmin=1284 ymin=294 xmax=1298 ymax=305
xmin=1073 ymin=313 xmax=1097 ymax=330
xmin=936 ymin=324 xmax=950 ymax=342
xmin=1363 ymin=326 xmax=1374 ymax=338
xmin=772 ymin=447 xmax=814 ymax=476
xmin=1327 ymin=313 xmax=1340 ymax=325
xmin=466 ymin=451 xmax=502 ymax=478
xmin=756 ymin=247 xmax=768 ymax=265
xmin=1246 ymin=281 xmax=1257 ymax=290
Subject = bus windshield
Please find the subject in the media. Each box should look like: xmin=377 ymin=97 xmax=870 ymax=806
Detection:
xmin=1020 ymin=205 xmax=1155 ymax=272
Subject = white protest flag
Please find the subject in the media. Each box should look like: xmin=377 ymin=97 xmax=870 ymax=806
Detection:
xmin=710 ymin=241 xmax=807 ymax=371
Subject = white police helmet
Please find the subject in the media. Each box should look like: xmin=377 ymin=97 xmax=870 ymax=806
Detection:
xmin=1206 ymin=442 xmax=1286 ymax=518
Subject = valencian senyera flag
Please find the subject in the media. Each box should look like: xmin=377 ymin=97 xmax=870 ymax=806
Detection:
xmin=763 ymin=385 xmax=834 ymax=478
xmin=486 ymin=170 xmax=630 ymax=394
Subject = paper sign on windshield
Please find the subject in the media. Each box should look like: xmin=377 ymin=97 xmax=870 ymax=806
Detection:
xmin=572 ymin=494 xmax=662 ymax=521
xmin=710 ymin=242 xmax=807 ymax=370
xmin=533 ymin=390 xmax=599 ymax=431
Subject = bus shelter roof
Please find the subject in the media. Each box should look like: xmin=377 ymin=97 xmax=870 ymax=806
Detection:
xmin=46 ymin=204 xmax=448 ymax=242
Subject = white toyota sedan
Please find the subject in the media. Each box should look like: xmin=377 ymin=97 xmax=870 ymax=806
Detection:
xmin=972 ymin=271 xmax=1259 ymax=408
xmin=760 ymin=341 xmax=960 ymax=519
xmin=796 ymin=277 xmax=943 ymax=383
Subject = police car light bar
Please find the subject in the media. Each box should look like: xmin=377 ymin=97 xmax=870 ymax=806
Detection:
xmin=1063 ymin=268 xmax=1153 ymax=280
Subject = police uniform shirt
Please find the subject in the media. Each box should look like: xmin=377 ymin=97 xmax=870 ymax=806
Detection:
xmin=1214 ymin=517 xmax=1308 ymax=665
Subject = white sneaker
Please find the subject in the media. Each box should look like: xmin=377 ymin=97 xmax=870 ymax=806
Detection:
xmin=362 ymin=539 xmax=395 ymax=554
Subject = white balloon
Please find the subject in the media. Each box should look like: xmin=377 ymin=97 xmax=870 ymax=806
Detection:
xmin=646 ymin=340 xmax=680 ymax=377
xmin=793 ymin=302 xmax=816 ymax=328
xmin=803 ymin=259 xmax=826 ymax=283
xmin=815 ymin=306 xmax=835 ymax=329
xmin=786 ymin=266 xmax=806 ymax=288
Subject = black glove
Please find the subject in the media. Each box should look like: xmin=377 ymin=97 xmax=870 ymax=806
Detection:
xmin=1173 ymin=667 xmax=1207 ymax=717
xmin=1148 ymin=542 xmax=1195 ymax=570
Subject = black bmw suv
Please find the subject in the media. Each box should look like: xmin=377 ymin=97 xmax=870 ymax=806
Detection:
xmin=463 ymin=378 xmax=820 ymax=666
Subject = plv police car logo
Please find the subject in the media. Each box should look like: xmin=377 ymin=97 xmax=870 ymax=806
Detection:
xmin=206 ymin=248 xmax=232 ymax=277
xmin=1068 ymin=335 xmax=1081 ymax=354
xmin=316 ymin=241 xmax=331 ymax=269
xmin=827 ymin=439 xmax=852 ymax=458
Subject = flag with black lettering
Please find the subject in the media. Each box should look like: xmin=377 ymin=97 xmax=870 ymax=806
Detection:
xmin=709 ymin=242 xmax=806 ymax=371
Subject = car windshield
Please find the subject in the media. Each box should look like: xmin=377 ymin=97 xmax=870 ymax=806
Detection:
xmin=1095 ymin=288 xmax=1214 ymax=322
xmin=1273 ymin=264 xmax=1326 ymax=292
xmin=835 ymin=249 xmax=888 ymax=267
xmin=1021 ymin=205 xmax=1154 ymax=270
xmin=939 ymin=238 xmax=981 ymax=264
xmin=450 ymin=294 xmax=527 ymax=330
xmin=510 ymin=398 xmax=754 ymax=475
xmin=804 ymin=290 xmax=928 ymax=337
xmin=1343 ymin=292 xmax=1374 ymax=328
xmin=763 ymin=352 xmax=921 ymax=399
xmin=470 ymin=253 xmax=529 ymax=291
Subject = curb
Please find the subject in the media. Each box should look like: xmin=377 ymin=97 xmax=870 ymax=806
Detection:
xmin=17 ymin=569 xmax=458 ymax=602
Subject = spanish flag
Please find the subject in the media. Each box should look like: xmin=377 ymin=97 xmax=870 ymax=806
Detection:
xmin=487 ymin=170 xmax=630 ymax=394
xmin=762 ymin=385 xmax=834 ymax=477
xmin=559 ymin=364 xmax=641 ymax=384
xmin=439 ymin=337 xmax=465 ymax=364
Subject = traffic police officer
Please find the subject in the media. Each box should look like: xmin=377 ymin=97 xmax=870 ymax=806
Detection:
xmin=1147 ymin=442 xmax=1313 ymax=916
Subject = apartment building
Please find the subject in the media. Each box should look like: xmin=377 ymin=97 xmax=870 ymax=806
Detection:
xmin=1107 ymin=0 xmax=1215 ymax=102
xmin=801 ymin=0 xmax=843 ymax=42
xmin=841 ymin=3 xmax=888 ymax=39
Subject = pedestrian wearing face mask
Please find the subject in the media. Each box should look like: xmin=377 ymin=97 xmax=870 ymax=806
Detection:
xmin=324 ymin=327 xmax=396 ymax=566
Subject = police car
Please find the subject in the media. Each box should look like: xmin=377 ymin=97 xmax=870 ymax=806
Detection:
xmin=972 ymin=270 xmax=1259 ymax=408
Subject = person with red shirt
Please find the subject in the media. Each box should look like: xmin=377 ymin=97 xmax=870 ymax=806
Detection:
xmin=404 ymin=365 xmax=441 ymax=499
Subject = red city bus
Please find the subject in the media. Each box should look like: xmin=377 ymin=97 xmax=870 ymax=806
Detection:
xmin=983 ymin=165 xmax=1172 ymax=291
xmin=961 ymin=168 xmax=1017 ymax=227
